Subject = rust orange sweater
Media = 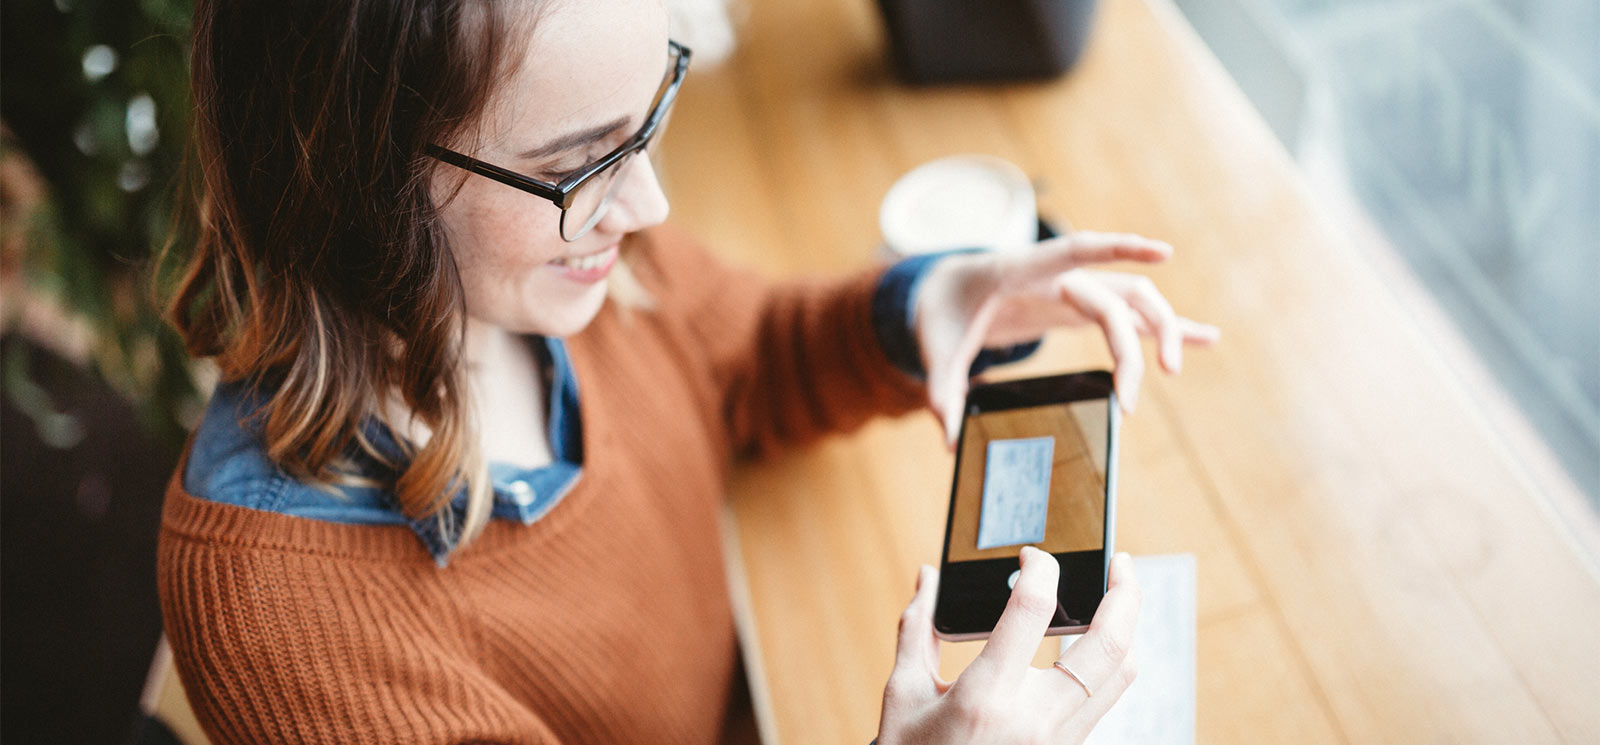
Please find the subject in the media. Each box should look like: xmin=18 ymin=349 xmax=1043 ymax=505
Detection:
xmin=157 ymin=227 xmax=929 ymax=744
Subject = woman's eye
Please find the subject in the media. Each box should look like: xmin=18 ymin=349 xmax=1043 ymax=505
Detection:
xmin=537 ymin=158 xmax=584 ymax=180
xmin=545 ymin=142 xmax=621 ymax=182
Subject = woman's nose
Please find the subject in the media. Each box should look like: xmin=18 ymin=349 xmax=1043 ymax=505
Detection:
xmin=598 ymin=154 xmax=670 ymax=234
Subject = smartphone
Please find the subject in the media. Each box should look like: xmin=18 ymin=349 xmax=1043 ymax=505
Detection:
xmin=933 ymin=370 xmax=1119 ymax=641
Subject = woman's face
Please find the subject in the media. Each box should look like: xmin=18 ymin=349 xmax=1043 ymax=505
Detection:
xmin=435 ymin=0 xmax=672 ymax=337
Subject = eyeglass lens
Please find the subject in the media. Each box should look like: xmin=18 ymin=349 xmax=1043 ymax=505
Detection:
xmin=559 ymin=107 xmax=676 ymax=241
xmin=561 ymin=151 xmax=640 ymax=241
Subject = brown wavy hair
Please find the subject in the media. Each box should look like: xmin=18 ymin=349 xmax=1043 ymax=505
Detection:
xmin=165 ymin=0 xmax=535 ymax=549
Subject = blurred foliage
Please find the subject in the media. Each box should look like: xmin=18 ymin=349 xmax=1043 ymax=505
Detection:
xmin=2 ymin=0 xmax=200 ymax=444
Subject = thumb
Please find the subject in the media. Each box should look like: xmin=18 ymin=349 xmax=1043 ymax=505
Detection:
xmin=893 ymin=565 xmax=941 ymax=680
xmin=931 ymin=378 xmax=968 ymax=449
xmin=927 ymin=296 xmax=1001 ymax=448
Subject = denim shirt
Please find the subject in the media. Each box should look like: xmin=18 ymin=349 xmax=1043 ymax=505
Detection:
xmin=185 ymin=252 xmax=1040 ymax=565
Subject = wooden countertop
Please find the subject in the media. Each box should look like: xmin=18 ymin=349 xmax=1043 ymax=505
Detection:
xmin=657 ymin=0 xmax=1600 ymax=741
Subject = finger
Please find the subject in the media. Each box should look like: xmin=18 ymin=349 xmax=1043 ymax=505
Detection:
xmin=928 ymin=369 xmax=970 ymax=450
xmin=969 ymin=546 xmax=1061 ymax=682
xmin=1052 ymin=553 xmax=1141 ymax=701
xmin=1179 ymin=317 xmax=1222 ymax=345
xmin=1055 ymin=649 xmax=1140 ymax=740
xmin=892 ymin=565 xmax=943 ymax=682
xmin=1100 ymin=273 xmax=1183 ymax=375
xmin=936 ymin=389 xmax=965 ymax=452
xmin=1059 ymin=274 xmax=1145 ymax=413
xmin=1031 ymin=231 xmax=1173 ymax=275
xmin=928 ymin=297 xmax=1000 ymax=447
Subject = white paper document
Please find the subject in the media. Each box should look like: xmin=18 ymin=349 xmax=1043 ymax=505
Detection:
xmin=1070 ymin=553 xmax=1198 ymax=745
xmin=977 ymin=436 xmax=1055 ymax=549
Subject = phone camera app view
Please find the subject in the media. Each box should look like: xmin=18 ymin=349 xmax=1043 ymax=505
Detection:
xmin=936 ymin=392 xmax=1113 ymax=638
xmin=953 ymin=400 xmax=1109 ymax=561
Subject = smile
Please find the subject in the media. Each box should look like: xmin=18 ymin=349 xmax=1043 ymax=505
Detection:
xmin=549 ymin=244 xmax=620 ymax=283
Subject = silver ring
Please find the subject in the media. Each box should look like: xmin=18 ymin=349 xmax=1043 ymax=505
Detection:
xmin=1052 ymin=660 xmax=1093 ymax=697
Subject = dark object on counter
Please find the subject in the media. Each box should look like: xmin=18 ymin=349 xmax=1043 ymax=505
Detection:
xmin=875 ymin=0 xmax=1100 ymax=83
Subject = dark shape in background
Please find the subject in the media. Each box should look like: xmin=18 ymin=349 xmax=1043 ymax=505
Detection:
xmin=876 ymin=0 xmax=1100 ymax=83
xmin=3 ymin=0 xmax=198 ymax=742
xmin=2 ymin=335 xmax=179 ymax=744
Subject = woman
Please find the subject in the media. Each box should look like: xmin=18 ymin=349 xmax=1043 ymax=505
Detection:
xmin=159 ymin=0 xmax=1218 ymax=742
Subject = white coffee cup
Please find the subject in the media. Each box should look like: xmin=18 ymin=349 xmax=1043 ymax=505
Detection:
xmin=880 ymin=155 xmax=1038 ymax=256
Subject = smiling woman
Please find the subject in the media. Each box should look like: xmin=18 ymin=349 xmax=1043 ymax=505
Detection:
xmin=157 ymin=0 xmax=1214 ymax=743
xmin=425 ymin=40 xmax=689 ymax=243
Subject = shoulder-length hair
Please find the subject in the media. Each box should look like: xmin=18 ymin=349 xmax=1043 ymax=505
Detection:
xmin=166 ymin=0 xmax=532 ymax=551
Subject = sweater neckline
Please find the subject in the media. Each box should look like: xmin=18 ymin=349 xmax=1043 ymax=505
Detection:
xmin=162 ymin=333 xmax=609 ymax=568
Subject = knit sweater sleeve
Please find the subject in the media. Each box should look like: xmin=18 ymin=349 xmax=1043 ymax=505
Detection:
xmin=632 ymin=226 xmax=930 ymax=460
xmin=158 ymin=517 xmax=560 ymax=745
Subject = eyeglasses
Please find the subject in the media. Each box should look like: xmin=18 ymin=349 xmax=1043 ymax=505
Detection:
xmin=427 ymin=40 xmax=691 ymax=241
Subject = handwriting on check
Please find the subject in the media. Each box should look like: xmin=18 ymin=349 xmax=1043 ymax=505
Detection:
xmin=977 ymin=436 xmax=1055 ymax=550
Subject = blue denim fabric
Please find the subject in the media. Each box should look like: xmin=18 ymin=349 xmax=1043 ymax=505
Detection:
xmin=185 ymin=252 xmax=1039 ymax=565
xmin=870 ymin=248 xmax=1042 ymax=380
xmin=185 ymin=336 xmax=585 ymax=566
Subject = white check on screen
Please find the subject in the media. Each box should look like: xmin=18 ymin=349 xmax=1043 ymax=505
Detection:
xmin=977 ymin=436 xmax=1055 ymax=550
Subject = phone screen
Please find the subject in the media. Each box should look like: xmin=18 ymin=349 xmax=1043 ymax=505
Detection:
xmin=935 ymin=388 xmax=1116 ymax=638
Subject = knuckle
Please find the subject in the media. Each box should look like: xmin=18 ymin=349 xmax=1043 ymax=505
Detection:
xmin=882 ymin=675 xmax=908 ymax=706
xmin=1054 ymin=270 xmax=1083 ymax=292
xmin=1091 ymin=303 xmax=1118 ymax=326
xmin=1009 ymin=585 xmax=1058 ymax=619
xmin=960 ymin=700 xmax=992 ymax=728
xmin=964 ymin=696 xmax=1010 ymax=736
xmin=1096 ymin=627 xmax=1133 ymax=661
xmin=1106 ymin=303 xmax=1137 ymax=329
xmin=950 ymin=687 xmax=990 ymax=725
xmin=1120 ymin=649 xmax=1140 ymax=684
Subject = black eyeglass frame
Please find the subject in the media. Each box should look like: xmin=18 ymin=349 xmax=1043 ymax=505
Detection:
xmin=425 ymin=40 xmax=691 ymax=239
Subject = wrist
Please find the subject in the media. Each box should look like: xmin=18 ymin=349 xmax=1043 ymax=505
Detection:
xmin=871 ymin=248 xmax=985 ymax=380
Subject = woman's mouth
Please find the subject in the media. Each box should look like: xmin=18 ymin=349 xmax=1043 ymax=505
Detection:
xmin=550 ymin=244 xmax=620 ymax=284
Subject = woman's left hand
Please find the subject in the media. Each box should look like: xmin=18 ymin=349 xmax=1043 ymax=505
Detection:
xmin=913 ymin=230 xmax=1221 ymax=444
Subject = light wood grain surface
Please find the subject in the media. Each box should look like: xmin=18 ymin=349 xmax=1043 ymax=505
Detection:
xmin=659 ymin=0 xmax=1600 ymax=742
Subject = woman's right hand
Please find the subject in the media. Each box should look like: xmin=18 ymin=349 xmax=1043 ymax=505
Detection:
xmin=877 ymin=547 xmax=1141 ymax=745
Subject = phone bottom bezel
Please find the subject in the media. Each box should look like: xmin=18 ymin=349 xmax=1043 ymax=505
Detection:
xmin=933 ymin=622 xmax=1090 ymax=643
